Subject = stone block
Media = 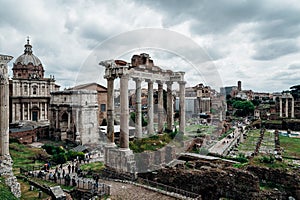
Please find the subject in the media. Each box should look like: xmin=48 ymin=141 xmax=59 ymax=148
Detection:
xmin=50 ymin=186 xmax=66 ymax=200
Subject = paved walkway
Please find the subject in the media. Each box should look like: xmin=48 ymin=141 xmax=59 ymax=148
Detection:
xmin=209 ymin=127 xmax=242 ymax=156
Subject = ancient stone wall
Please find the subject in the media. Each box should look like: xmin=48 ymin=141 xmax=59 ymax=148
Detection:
xmin=139 ymin=167 xmax=261 ymax=200
xmin=247 ymin=165 xmax=300 ymax=199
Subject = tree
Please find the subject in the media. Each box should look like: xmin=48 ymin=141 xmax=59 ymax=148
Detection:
xmin=232 ymin=100 xmax=255 ymax=117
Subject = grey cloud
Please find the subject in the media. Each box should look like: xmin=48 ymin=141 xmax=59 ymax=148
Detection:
xmin=235 ymin=70 xmax=251 ymax=79
xmin=288 ymin=63 xmax=300 ymax=70
xmin=252 ymin=39 xmax=299 ymax=60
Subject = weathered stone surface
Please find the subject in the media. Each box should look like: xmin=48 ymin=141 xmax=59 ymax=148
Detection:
xmin=140 ymin=167 xmax=260 ymax=200
xmin=50 ymin=186 xmax=66 ymax=200
xmin=0 ymin=155 xmax=21 ymax=198
xmin=247 ymin=165 xmax=300 ymax=199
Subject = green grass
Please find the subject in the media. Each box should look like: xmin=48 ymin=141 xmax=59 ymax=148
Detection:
xmin=18 ymin=178 xmax=51 ymax=200
xmin=238 ymin=129 xmax=261 ymax=152
xmin=279 ymin=136 xmax=300 ymax=159
xmin=250 ymin=156 xmax=289 ymax=169
xmin=130 ymin=133 xmax=174 ymax=153
xmin=0 ymin=177 xmax=18 ymax=200
xmin=80 ymin=162 xmax=105 ymax=173
xmin=185 ymin=124 xmax=216 ymax=135
xmin=9 ymin=143 xmax=46 ymax=174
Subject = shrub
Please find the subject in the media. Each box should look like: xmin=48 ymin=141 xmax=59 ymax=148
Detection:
xmin=260 ymin=155 xmax=275 ymax=164
xmin=235 ymin=153 xmax=248 ymax=163
xmin=53 ymin=153 xmax=67 ymax=164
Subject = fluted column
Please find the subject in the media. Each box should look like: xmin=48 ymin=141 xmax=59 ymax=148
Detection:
xmin=147 ymin=80 xmax=154 ymax=135
xmin=279 ymin=97 xmax=282 ymax=117
xmin=179 ymin=81 xmax=186 ymax=134
xmin=120 ymin=75 xmax=129 ymax=149
xmin=134 ymin=78 xmax=142 ymax=138
xmin=158 ymin=82 xmax=164 ymax=134
xmin=166 ymin=81 xmax=173 ymax=131
xmin=107 ymin=78 xmax=115 ymax=143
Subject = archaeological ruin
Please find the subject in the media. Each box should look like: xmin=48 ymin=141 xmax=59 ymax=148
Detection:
xmin=100 ymin=53 xmax=186 ymax=172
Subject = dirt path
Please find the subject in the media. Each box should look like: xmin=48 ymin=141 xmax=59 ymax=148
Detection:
xmin=100 ymin=179 xmax=177 ymax=200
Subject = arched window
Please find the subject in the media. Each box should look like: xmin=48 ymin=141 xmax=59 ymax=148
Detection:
xmin=33 ymin=86 xmax=37 ymax=95
xmin=61 ymin=112 xmax=68 ymax=122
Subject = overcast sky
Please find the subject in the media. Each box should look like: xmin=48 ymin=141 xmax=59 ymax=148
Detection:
xmin=1 ymin=0 xmax=300 ymax=92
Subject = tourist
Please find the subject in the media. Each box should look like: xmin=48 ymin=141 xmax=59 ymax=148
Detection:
xmin=68 ymin=164 xmax=71 ymax=174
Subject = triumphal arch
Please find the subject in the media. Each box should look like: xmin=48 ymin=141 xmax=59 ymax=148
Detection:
xmin=100 ymin=53 xmax=186 ymax=172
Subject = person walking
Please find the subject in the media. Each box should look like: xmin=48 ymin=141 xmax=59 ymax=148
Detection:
xmin=68 ymin=164 xmax=71 ymax=174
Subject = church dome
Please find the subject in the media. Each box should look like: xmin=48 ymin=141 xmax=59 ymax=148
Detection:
xmin=13 ymin=38 xmax=45 ymax=79
xmin=15 ymin=39 xmax=42 ymax=66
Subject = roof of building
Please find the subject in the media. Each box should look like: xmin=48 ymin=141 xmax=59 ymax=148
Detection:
xmin=14 ymin=38 xmax=42 ymax=66
xmin=68 ymin=82 xmax=107 ymax=91
xmin=71 ymin=145 xmax=88 ymax=152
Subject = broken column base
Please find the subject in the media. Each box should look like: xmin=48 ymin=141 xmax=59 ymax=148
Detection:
xmin=104 ymin=145 xmax=136 ymax=173
xmin=0 ymin=154 xmax=21 ymax=198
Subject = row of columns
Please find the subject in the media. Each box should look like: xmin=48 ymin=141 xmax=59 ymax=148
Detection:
xmin=106 ymin=76 xmax=186 ymax=149
xmin=12 ymin=102 xmax=48 ymax=122
xmin=12 ymin=81 xmax=52 ymax=97
xmin=279 ymin=97 xmax=295 ymax=118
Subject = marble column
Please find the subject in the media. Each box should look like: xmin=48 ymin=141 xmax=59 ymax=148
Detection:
xmin=134 ymin=78 xmax=142 ymax=138
xmin=27 ymin=103 xmax=30 ymax=120
xmin=0 ymin=54 xmax=13 ymax=156
xmin=285 ymin=98 xmax=288 ymax=117
xmin=107 ymin=78 xmax=115 ymax=144
xmin=16 ymin=104 xmax=20 ymax=121
xmin=45 ymin=102 xmax=48 ymax=120
xmin=67 ymin=111 xmax=71 ymax=130
xmin=147 ymin=80 xmax=154 ymax=135
xmin=55 ymin=110 xmax=59 ymax=129
xmin=157 ymin=82 xmax=164 ymax=134
xmin=166 ymin=82 xmax=173 ymax=131
xmin=179 ymin=81 xmax=186 ymax=134
xmin=292 ymin=97 xmax=295 ymax=118
xmin=279 ymin=98 xmax=282 ymax=117
xmin=12 ymin=103 xmax=15 ymax=122
xmin=22 ymin=103 xmax=24 ymax=120
xmin=120 ymin=75 xmax=129 ymax=149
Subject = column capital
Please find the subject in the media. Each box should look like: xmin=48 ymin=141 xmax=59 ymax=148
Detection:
xmin=132 ymin=77 xmax=143 ymax=83
xmin=120 ymin=73 xmax=130 ymax=79
xmin=145 ymin=79 xmax=154 ymax=83
xmin=156 ymin=80 xmax=165 ymax=85
xmin=106 ymin=76 xmax=116 ymax=81
xmin=178 ymin=81 xmax=186 ymax=85
xmin=166 ymin=81 xmax=173 ymax=86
